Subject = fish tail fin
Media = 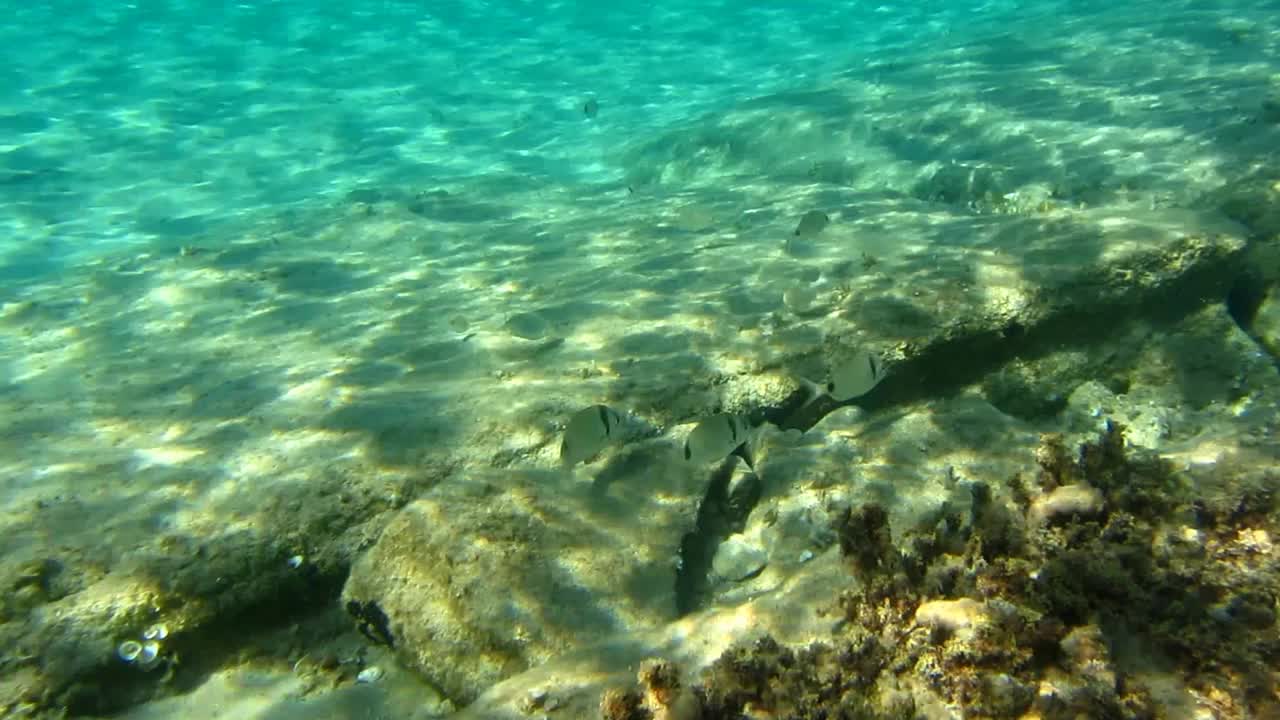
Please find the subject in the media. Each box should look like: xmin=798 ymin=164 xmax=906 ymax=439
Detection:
xmin=732 ymin=442 xmax=756 ymax=472
xmin=796 ymin=376 xmax=826 ymax=406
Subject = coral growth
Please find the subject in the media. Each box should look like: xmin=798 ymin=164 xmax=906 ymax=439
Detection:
xmin=600 ymin=659 xmax=702 ymax=720
xmin=600 ymin=422 xmax=1280 ymax=719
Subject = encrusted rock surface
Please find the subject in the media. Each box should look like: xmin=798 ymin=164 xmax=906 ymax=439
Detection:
xmin=342 ymin=455 xmax=707 ymax=704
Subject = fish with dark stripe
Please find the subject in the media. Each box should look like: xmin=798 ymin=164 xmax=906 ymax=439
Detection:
xmin=799 ymin=349 xmax=885 ymax=405
xmin=560 ymin=404 xmax=624 ymax=466
xmin=683 ymin=413 xmax=755 ymax=470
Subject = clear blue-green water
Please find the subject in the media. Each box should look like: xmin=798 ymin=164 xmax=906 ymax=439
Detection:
xmin=2 ymin=2 xmax=1279 ymax=718
xmin=2 ymin=0 xmax=1232 ymax=281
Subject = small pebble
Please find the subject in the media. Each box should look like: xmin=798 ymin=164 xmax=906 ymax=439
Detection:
xmin=356 ymin=666 xmax=384 ymax=684
xmin=520 ymin=687 xmax=565 ymax=713
xmin=711 ymin=534 xmax=767 ymax=581
xmin=519 ymin=688 xmax=548 ymax=713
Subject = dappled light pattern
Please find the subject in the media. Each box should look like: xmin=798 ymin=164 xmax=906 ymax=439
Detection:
xmin=0 ymin=0 xmax=1278 ymax=717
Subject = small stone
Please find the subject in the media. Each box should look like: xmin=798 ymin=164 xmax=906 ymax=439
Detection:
xmin=711 ymin=534 xmax=767 ymax=582
xmin=518 ymin=688 xmax=548 ymax=713
xmin=356 ymin=666 xmax=384 ymax=684
xmin=1253 ymin=290 xmax=1280 ymax=358
xmin=1235 ymin=528 xmax=1273 ymax=554
xmin=1030 ymin=484 xmax=1104 ymax=525
xmin=914 ymin=598 xmax=992 ymax=640
xmin=519 ymin=687 xmax=564 ymax=713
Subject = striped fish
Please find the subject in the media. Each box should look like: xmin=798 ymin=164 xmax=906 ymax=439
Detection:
xmin=560 ymin=404 xmax=624 ymax=466
xmin=826 ymin=350 xmax=884 ymax=401
xmin=683 ymin=413 xmax=755 ymax=469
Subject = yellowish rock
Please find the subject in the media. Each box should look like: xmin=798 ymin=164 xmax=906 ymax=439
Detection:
xmin=913 ymin=598 xmax=992 ymax=639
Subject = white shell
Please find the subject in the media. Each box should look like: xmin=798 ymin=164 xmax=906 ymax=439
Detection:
xmin=138 ymin=640 xmax=162 ymax=669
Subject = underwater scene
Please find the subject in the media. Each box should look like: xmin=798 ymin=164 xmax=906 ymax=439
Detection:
xmin=2 ymin=0 xmax=1280 ymax=718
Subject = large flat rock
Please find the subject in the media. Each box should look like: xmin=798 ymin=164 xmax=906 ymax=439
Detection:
xmin=341 ymin=448 xmax=709 ymax=705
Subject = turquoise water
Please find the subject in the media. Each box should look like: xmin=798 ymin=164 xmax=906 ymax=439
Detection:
xmin=2 ymin=1 xmax=1279 ymax=718
xmin=2 ymin=0 xmax=1269 ymax=276
xmin=0 ymin=0 xmax=1163 ymax=281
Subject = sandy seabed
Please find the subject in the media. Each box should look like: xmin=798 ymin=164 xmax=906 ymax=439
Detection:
xmin=2 ymin=3 xmax=1280 ymax=718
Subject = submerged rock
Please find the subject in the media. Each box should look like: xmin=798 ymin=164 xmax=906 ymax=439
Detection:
xmin=1029 ymin=483 xmax=1104 ymax=526
xmin=341 ymin=459 xmax=710 ymax=705
xmin=1254 ymin=288 xmax=1280 ymax=360
xmin=710 ymin=534 xmax=767 ymax=582
xmin=456 ymin=421 xmax=1280 ymax=719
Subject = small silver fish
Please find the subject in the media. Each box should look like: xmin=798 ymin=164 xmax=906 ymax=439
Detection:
xmin=504 ymin=311 xmax=551 ymax=341
xmin=560 ymin=404 xmax=624 ymax=466
xmin=782 ymin=285 xmax=818 ymax=314
xmin=819 ymin=348 xmax=880 ymax=399
xmin=799 ymin=349 xmax=886 ymax=404
xmin=793 ymin=210 xmax=830 ymax=238
xmin=683 ymin=413 xmax=754 ymax=469
xmin=826 ymin=350 xmax=884 ymax=401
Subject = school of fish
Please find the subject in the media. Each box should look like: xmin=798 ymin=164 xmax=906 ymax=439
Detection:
xmin=559 ymin=347 xmax=886 ymax=470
